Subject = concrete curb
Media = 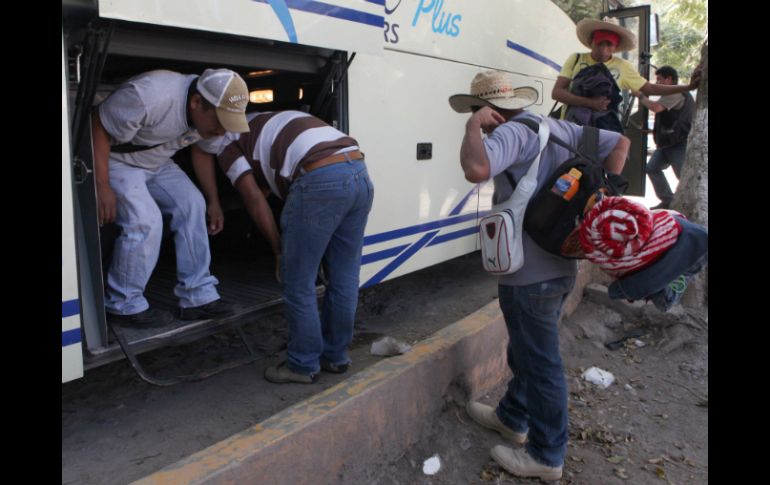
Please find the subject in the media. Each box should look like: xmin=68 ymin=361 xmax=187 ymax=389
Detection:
xmin=133 ymin=299 xmax=510 ymax=485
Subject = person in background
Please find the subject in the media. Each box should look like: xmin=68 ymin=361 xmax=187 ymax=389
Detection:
xmin=634 ymin=65 xmax=695 ymax=209
xmin=552 ymin=17 xmax=699 ymax=134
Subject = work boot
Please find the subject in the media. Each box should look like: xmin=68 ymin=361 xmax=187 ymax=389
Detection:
xmin=178 ymin=299 xmax=235 ymax=320
xmin=264 ymin=361 xmax=317 ymax=384
xmin=466 ymin=402 xmax=527 ymax=445
xmin=490 ymin=445 xmax=563 ymax=481
xmin=106 ymin=307 xmax=175 ymax=328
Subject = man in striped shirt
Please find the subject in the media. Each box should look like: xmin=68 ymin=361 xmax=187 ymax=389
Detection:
xmin=196 ymin=111 xmax=374 ymax=383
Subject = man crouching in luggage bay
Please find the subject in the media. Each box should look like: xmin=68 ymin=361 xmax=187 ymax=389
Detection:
xmin=195 ymin=111 xmax=374 ymax=384
xmin=92 ymin=68 xmax=248 ymax=327
xmin=449 ymin=70 xmax=630 ymax=481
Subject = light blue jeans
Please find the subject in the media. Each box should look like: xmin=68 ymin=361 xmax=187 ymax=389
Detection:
xmin=646 ymin=140 xmax=687 ymax=205
xmin=280 ymin=158 xmax=374 ymax=375
xmin=104 ymin=160 xmax=220 ymax=315
xmin=496 ymin=275 xmax=576 ymax=468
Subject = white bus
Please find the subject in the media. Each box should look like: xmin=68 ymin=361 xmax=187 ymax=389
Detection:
xmin=62 ymin=0 xmax=651 ymax=383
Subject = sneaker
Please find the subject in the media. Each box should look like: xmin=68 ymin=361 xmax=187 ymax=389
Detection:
xmin=490 ymin=445 xmax=563 ymax=481
xmin=466 ymin=402 xmax=527 ymax=445
xmin=106 ymin=308 xmax=175 ymax=328
xmin=320 ymin=359 xmax=350 ymax=374
xmin=264 ymin=361 xmax=317 ymax=384
xmin=178 ymin=299 xmax=235 ymax=320
xmin=650 ymin=274 xmax=689 ymax=311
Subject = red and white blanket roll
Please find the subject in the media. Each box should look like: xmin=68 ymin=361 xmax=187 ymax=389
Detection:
xmin=579 ymin=196 xmax=682 ymax=278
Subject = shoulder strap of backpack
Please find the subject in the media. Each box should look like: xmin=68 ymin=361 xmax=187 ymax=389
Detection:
xmin=579 ymin=125 xmax=599 ymax=163
xmin=548 ymin=54 xmax=582 ymax=115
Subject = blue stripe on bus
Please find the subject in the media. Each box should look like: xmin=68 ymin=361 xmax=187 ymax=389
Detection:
xmin=364 ymin=212 xmax=478 ymax=246
xmin=62 ymin=328 xmax=81 ymax=347
xmin=449 ymin=185 xmax=480 ymax=216
xmin=266 ymin=0 xmax=299 ymax=43
xmin=506 ymin=40 xmax=562 ymax=72
xmin=62 ymin=299 xmax=80 ymax=318
xmin=427 ymin=225 xmax=478 ymax=246
xmin=362 ymin=231 xmax=439 ymax=287
xmin=364 ymin=0 xmax=384 ymax=5
xmin=361 ymin=244 xmax=410 ymax=265
xmin=255 ymin=0 xmax=384 ymax=28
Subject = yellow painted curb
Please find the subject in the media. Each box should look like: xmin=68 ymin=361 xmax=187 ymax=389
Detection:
xmin=134 ymin=299 xmax=507 ymax=485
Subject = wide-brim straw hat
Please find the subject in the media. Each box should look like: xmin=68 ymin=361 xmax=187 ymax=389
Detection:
xmin=576 ymin=17 xmax=637 ymax=52
xmin=449 ymin=70 xmax=538 ymax=113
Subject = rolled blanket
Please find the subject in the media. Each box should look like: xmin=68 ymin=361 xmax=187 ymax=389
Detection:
xmin=579 ymin=196 xmax=682 ymax=277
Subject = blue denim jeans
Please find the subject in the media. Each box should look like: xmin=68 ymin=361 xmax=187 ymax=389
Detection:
xmin=105 ymin=160 xmax=220 ymax=315
xmin=646 ymin=141 xmax=687 ymax=204
xmin=496 ymin=275 xmax=575 ymax=468
xmin=609 ymin=215 xmax=708 ymax=307
xmin=280 ymin=158 xmax=374 ymax=375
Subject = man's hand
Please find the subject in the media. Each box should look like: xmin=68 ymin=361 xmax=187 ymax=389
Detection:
xmin=471 ymin=106 xmax=507 ymax=134
xmin=588 ymin=96 xmax=610 ymax=112
xmin=206 ymin=201 xmax=224 ymax=235
xmin=96 ymin=182 xmax=117 ymax=226
xmin=687 ymin=64 xmax=703 ymax=90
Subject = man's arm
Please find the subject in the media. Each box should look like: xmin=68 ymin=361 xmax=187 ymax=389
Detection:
xmin=191 ymin=144 xmax=225 ymax=235
xmin=632 ymin=91 xmax=666 ymax=113
xmin=551 ymin=76 xmax=610 ymax=112
xmin=639 ymin=68 xmax=701 ymax=97
xmin=233 ymin=174 xmax=282 ymax=281
xmin=459 ymin=107 xmax=506 ymax=183
xmin=91 ymin=110 xmax=116 ymax=226
xmin=603 ymin=135 xmax=630 ymax=175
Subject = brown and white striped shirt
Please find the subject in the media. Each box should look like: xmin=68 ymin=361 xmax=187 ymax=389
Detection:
xmin=201 ymin=111 xmax=359 ymax=199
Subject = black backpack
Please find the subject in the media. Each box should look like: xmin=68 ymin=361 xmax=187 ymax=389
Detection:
xmin=654 ymin=92 xmax=695 ymax=147
xmin=507 ymin=118 xmax=628 ymax=258
xmin=564 ymin=62 xmax=624 ymax=134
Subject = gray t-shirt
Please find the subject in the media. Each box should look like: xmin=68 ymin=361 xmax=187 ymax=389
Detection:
xmin=483 ymin=111 xmax=621 ymax=287
xmin=657 ymin=93 xmax=685 ymax=111
xmin=98 ymin=70 xmax=205 ymax=169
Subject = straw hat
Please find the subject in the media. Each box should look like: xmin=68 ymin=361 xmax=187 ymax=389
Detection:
xmin=576 ymin=17 xmax=637 ymax=52
xmin=448 ymin=70 xmax=538 ymax=113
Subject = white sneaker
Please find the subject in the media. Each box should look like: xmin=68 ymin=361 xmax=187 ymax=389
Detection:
xmin=466 ymin=402 xmax=527 ymax=445
xmin=490 ymin=445 xmax=563 ymax=481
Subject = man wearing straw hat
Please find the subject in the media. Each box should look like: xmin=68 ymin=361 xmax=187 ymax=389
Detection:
xmin=449 ymin=70 xmax=630 ymax=481
xmin=552 ymin=17 xmax=700 ymax=132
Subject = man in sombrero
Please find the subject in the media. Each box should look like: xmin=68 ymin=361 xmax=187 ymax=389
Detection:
xmin=552 ymin=17 xmax=700 ymax=132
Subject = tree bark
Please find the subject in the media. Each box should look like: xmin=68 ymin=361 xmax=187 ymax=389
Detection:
xmin=671 ymin=39 xmax=708 ymax=309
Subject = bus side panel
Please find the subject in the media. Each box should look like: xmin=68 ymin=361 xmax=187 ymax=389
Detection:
xmin=62 ymin=31 xmax=84 ymax=383
xmin=98 ymin=0 xmax=383 ymax=54
xmin=350 ymin=51 xmax=486 ymax=286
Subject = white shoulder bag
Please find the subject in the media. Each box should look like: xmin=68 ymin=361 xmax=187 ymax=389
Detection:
xmin=479 ymin=116 xmax=550 ymax=274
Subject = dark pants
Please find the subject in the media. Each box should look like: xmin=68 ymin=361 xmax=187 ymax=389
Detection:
xmin=495 ymin=275 xmax=576 ymax=467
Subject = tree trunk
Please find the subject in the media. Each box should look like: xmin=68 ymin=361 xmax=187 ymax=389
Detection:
xmin=671 ymin=39 xmax=708 ymax=309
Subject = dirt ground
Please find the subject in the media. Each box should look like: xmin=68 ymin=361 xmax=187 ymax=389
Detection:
xmin=368 ymin=300 xmax=708 ymax=485
xmin=61 ymin=253 xmax=707 ymax=485
xmin=61 ymin=253 xmax=499 ymax=485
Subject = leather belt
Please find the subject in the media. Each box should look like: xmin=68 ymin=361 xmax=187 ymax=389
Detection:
xmin=301 ymin=150 xmax=364 ymax=173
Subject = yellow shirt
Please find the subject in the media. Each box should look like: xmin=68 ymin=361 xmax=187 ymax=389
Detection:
xmin=559 ymin=52 xmax=647 ymax=92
